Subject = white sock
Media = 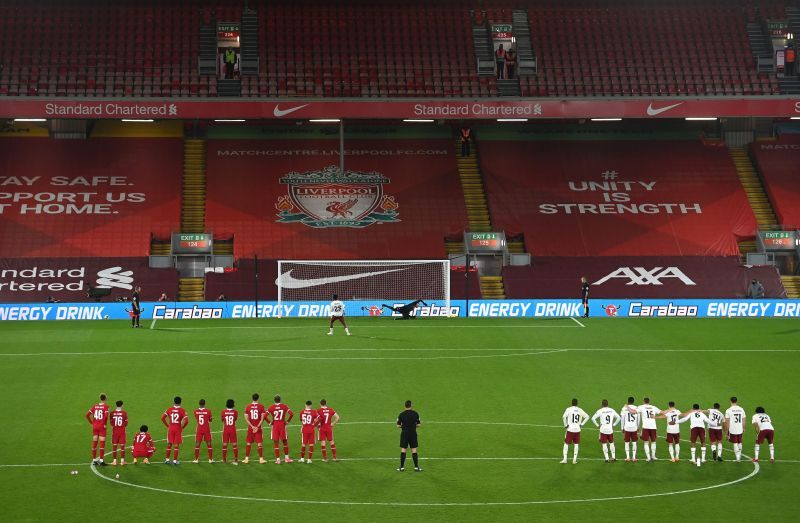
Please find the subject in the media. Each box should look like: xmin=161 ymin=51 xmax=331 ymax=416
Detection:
xmin=691 ymin=447 xmax=696 ymax=461
xmin=625 ymin=442 xmax=630 ymax=459
xmin=668 ymin=444 xmax=675 ymax=459
xmin=602 ymin=443 xmax=609 ymax=461
xmin=769 ymin=444 xmax=774 ymax=459
xmin=735 ymin=443 xmax=742 ymax=460
xmin=632 ymin=442 xmax=637 ymax=459
xmin=328 ymin=328 xmax=333 ymax=333
xmin=644 ymin=443 xmax=651 ymax=460
xmin=573 ymin=444 xmax=579 ymax=462
xmin=754 ymin=445 xmax=759 ymax=459
xmin=651 ymin=442 xmax=656 ymax=458
xmin=701 ymin=447 xmax=706 ymax=461
xmin=610 ymin=444 xmax=616 ymax=459
xmin=345 ymin=328 xmax=350 ymax=334
xmin=563 ymin=444 xmax=569 ymax=460
xmin=710 ymin=443 xmax=716 ymax=455
xmin=675 ymin=443 xmax=680 ymax=459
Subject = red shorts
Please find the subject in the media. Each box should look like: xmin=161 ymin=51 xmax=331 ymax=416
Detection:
xmin=246 ymin=429 xmax=264 ymax=444
xmin=599 ymin=433 xmax=614 ymax=443
xmin=167 ymin=427 xmax=183 ymax=444
xmin=623 ymin=430 xmax=639 ymax=442
xmin=301 ymin=431 xmax=315 ymax=445
xmin=708 ymin=428 xmax=723 ymax=443
xmin=112 ymin=431 xmax=126 ymax=445
xmin=756 ymin=429 xmax=774 ymax=444
xmin=196 ymin=430 xmax=212 ymax=443
xmin=729 ymin=433 xmax=743 ymax=444
xmin=271 ymin=424 xmax=288 ymax=441
xmin=640 ymin=428 xmax=657 ymax=442
xmin=318 ymin=426 xmax=334 ymax=442
xmin=92 ymin=426 xmax=107 ymax=438
xmin=132 ymin=448 xmax=154 ymax=458
xmin=690 ymin=427 xmax=706 ymax=444
xmin=666 ymin=432 xmax=680 ymax=444
xmin=223 ymin=428 xmax=237 ymax=444
xmin=564 ymin=431 xmax=580 ymax=444
xmin=330 ymin=316 xmax=346 ymax=324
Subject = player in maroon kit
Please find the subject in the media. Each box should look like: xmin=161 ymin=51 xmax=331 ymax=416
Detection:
xmin=110 ymin=400 xmax=128 ymax=466
xmin=132 ymin=425 xmax=155 ymax=464
xmin=243 ymin=393 xmax=266 ymax=464
xmin=86 ymin=393 xmax=110 ymax=466
xmin=298 ymin=401 xmax=319 ymax=464
xmin=267 ymin=395 xmax=294 ymax=464
xmin=193 ymin=399 xmax=214 ymax=463
xmin=317 ymin=399 xmax=340 ymax=462
xmin=221 ymin=398 xmax=239 ymax=465
xmin=160 ymin=396 xmax=189 ymax=465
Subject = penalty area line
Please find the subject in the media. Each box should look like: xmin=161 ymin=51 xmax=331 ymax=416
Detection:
xmin=570 ymin=317 xmax=586 ymax=328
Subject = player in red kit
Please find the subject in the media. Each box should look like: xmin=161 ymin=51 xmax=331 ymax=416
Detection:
xmin=110 ymin=400 xmax=128 ymax=466
xmin=132 ymin=425 xmax=155 ymax=464
xmin=298 ymin=401 xmax=319 ymax=464
xmin=267 ymin=395 xmax=294 ymax=464
xmin=317 ymin=399 xmax=340 ymax=462
xmin=221 ymin=398 xmax=239 ymax=465
xmin=193 ymin=399 xmax=214 ymax=463
xmin=86 ymin=393 xmax=110 ymax=466
xmin=243 ymin=393 xmax=266 ymax=464
xmin=161 ymin=396 xmax=189 ymax=465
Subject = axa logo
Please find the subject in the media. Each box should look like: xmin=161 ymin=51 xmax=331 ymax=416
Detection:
xmin=96 ymin=267 xmax=134 ymax=290
xmin=593 ymin=267 xmax=696 ymax=286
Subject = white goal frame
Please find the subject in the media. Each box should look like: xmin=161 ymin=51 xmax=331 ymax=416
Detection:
xmin=277 ymin=259 xmax=450 ymax=317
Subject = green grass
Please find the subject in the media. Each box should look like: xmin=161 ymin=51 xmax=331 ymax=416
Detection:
xmin=1 ymin=317 xmax=799 ymax=522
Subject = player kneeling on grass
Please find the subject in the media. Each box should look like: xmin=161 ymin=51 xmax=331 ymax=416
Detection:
xmin=328 ymin=294 xmax=350 ymax=336
xmin=752 ymin=406 xmax=775 ymax=463
xmin=193 ymin=399 xmax=214 ymax=463
xmin=161 ymin=396 xmax=189 ymax=465
xmin=317 ymin=399 xmax=340 ymax=462
xmin=110 ymin=400 xmax=128 ymax=466
xmin=677 ymin=404 xmax=710 ymax=466
xmin=268 ymin=395 xmax=294 ymax=463
xmin=591 ymin=399 xmax=620 ymax=463
xmin=132 ymin=425 xmax=155 ymax=465
xmin=298 ymin=401 xmax=319 ymax=463
xmin=221 ymin=399 xmax=239 ymax=464
xmin=561 ymin=398 xmax=589 ymax=464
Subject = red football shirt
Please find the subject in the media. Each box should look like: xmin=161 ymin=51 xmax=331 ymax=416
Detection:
xmin=163 ymin=406 xmax=188 ymax=429
xmin=245 ymin=402 xmax=265 ymax=430
xmin=132 ymin=432 xmax=153 ymax=453
xmin=110 ymin=409 xmax=128 ymax=432
xmin=194 ymin=408 xmax=212 ymax=432
xmin=87 ymin=402 xmax=109 ymax=429
xmin=222 ymin=408 xmax=238 ymax=428
xmin=300 ymin=408 xmax=318 ymax=434
xmin=317 ymin=406 xmax=337 ymax=427
xmin=267 ymin=403 xmax=293 ymax=427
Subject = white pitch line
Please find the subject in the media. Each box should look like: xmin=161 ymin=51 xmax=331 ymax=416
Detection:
xmin=570 ymin=317 xmax=586 ymax=328
xmin=186 ymin=349 xmax=568 ymax=361
xmin=159 ymin=323 xmax=582 ymax=331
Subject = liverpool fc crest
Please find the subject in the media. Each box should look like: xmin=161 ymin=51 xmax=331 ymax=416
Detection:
xmin=275 ymin=165 xmax=400 ymax=228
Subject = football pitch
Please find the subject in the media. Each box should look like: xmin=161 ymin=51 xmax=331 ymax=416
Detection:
xmin=1 ymin=317 xmax=798 ymax=522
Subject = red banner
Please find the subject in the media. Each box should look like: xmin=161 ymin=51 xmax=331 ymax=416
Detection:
xmin=0 ymin=97 xmax=798 ymax=119
xmin=0 ymin=138 xmax=181 ymax=257
xmin=481 ymin=140 xmax=756 ymax=256
xmin=205 ymin=138 xmax=466 ymax=259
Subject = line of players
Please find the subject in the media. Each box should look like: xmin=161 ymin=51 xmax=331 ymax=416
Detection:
xmin=562 ymin=396 xmax=776 ymax=466
xmin=85 ymin=393 xmax=340 ymax=466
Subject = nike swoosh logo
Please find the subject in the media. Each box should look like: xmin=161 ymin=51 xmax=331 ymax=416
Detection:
xmin=273 ymin=104 xmax=309 ymax=117
xmin=275 ymin=268 xmax=411 ymax=289
xmin=646 ymin=102 xmax=683 ymax=116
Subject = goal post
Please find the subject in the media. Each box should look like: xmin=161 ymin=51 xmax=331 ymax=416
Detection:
xmin=276 ymin=260 xmax=450 ymax=317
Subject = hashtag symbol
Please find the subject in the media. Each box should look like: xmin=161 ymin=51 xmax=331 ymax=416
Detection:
xmin=601 ymin=170 xmax=618 ymax=180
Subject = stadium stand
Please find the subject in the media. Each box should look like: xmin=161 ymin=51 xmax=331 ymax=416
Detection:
xmin=479 ymin=138 xmax=757 ymax=256
xmin=204 ymin=127 xmax=468 ymax=259
xmin=750 ymin=135 xmax=800 ymax=229
xmin=0 ymin=137 xmax=182 ymax=257
xmin=0 ymin=0 xmax=788 ymax=98
xmin=502 ymin=256 xmax=786 ymax=299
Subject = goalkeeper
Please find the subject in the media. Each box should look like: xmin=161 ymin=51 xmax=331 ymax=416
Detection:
xmin=381 ymin=300 xmax=428 ymax=320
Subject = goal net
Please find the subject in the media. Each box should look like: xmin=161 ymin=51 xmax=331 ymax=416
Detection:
xmin=276 ymin=260 xmax=450 ymax=316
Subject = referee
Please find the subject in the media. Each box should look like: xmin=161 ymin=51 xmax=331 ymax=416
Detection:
xmin=580 ymin=276 xmax=589 ymax=318
xmin=131 ymin=286 xmax=142 ymax=328
xmin=397 ymin=400 xmax=422 ymax=472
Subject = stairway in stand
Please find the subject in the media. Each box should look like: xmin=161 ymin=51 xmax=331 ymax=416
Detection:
xmin=450 ymin=139 xmax=505 ymax=299
xmin=179 ymin=139 xmax=207 ymax=302
xmin=781 ymin=276 xmax=800 ymax=298
xmin=728 ymin=146 xmax=777 ymax=263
